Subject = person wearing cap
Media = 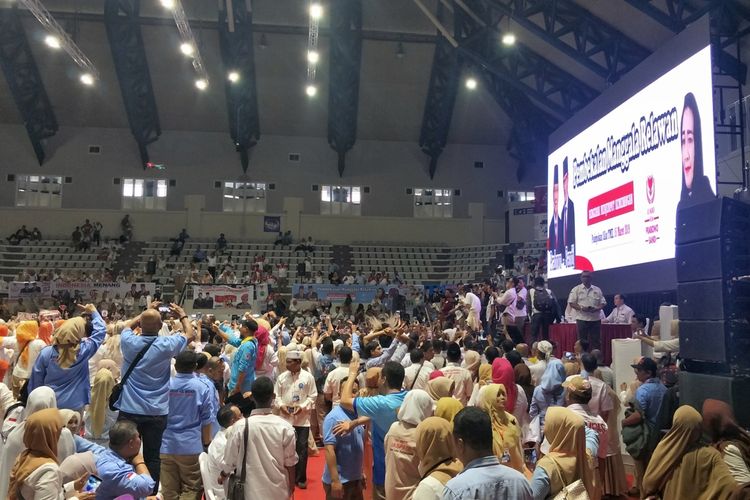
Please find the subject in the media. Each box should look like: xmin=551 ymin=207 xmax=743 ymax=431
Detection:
xmin=563 ymin=376 xmax=608 ymax=477
xmin=574 ymin=353 xmax=613 ymax=421
xmin=159 ymin=351 xmax=214 ymax=500
xmin=274 ymin=349 xmax=317 ymax=489
xmin=567 ymin=271 xmax=606 ymax=350
xmin=622 ymin=356 xmax=667 ymax=496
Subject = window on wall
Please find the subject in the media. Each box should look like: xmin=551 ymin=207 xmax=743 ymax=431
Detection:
xmin=414 ymin=188 xmax=453 ymax=218
xmin=16 ymin=175 xmax=63 ymax=208
xmin=223 ymin=181 xmax=267 ymax=213
xmin=321 ymin=185 xmax=361 ymax=215
xmin=122 ymin=178 xmax=167 ymax=210
xmin=508 ymin=190 xmax=535 ymax=202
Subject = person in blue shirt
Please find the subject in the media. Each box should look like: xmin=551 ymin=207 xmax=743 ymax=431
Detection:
xmin=443 ymin=407 xmax=532 ymax=500
xmin=114 ymin=302 xmax=194 ymax=494
xmin=160 ymin=351 xmax=214 ymax=500
xmin=322 ymin=376 xmax=366 ymax=499
xmin=96 ymin=420 xmax=156 ymax=500
xmin=339 ymin=360 xmax=406 ymax=500
xmin=218 ymin=319 xmax=258 ymax=413
xmin=29 ymin=303 xmax=106 ymax=411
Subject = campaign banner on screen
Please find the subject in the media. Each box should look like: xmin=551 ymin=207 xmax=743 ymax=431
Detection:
xmin=9 ymin=281 xmax=155 ymax=301
xmin=547 ymin=45 xmax=716 ymax=278
xmin=191 ymin=285 xmax=254 ymax=309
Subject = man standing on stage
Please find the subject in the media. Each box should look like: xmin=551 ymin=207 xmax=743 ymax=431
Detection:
xmin=567 ymin=271 xmax=606 ymax=350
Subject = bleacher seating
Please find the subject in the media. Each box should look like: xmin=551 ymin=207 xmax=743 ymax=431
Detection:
xmin=0 ymin=240 xmax=115 ymax=282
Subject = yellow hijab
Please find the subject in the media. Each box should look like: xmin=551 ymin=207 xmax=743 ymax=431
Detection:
xmin=426 ymin=377 xmax=455 ymax=401
xmin=643 ymin=405 xmax=737 ymax=500
xmin=536 ymin=407 xmax=595 ymax=498
xmin=90 ymin=368 xmax=116 ymax=437
xmin=52 ymin=317 xmax=87 ymax=368
xmin=478 ymin=363 xmax=492 ymax=386
xmin=415 ymin=417 xmax=463 ymax=486
xmin=478 ymin=384 xmax=521 ymax=456
xmin=435 ymin=397 xmax=463 ymax=424
xmin=8 ymin=408 xmax=63 ymax=500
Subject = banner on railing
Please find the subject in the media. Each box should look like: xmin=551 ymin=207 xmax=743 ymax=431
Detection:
xmin=290 ymin=284 xmax=424 ymax=310
xmin=191 ymin=285 xmax=255 ymax=310
xmin=9 ymin=281 xmax=156 ymax=302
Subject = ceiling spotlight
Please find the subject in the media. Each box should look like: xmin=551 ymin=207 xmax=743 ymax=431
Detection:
xmin=44 ymin=35 xmax=61 ymax=49
xmin=309 ymin=3 xmax=323 ymax=19
xmin=160 ymin=0 xmax=175 ymax=8
xmin=305 ymin=84 xmax=317 ymax=97
xmin=502 ymin=32 xmax=516 ymax=46
xmin=227 ymin=71 xmax=240 ymax=83
xmin=307 ymin=50 xmax=319 ymax=64
xmin=465 ymin=77 xmax=477 ymax=90
xmin=180 ymin=42 xmax=194 ymax=56
xmin=195 ymin=78 xmax=208 ymax=90
xmin=80 ymin=73 xmax=95 ymax=86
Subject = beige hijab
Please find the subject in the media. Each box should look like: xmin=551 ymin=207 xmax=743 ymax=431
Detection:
xmin=426 ymin=377 xmax=455 ymax=401
xmin=89 ymin=368 xmax=115 ymax=437
xmin=52 ymin=317 xmax=87 ymax=368
xmin=415 ymin=417 xmax=463 ymax=486
xmin=8 ymin=408 xmax=63 ymax=500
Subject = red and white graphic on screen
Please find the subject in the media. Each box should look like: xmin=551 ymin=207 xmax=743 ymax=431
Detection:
xmin=646 ymin=175 xmax=655 ymax=204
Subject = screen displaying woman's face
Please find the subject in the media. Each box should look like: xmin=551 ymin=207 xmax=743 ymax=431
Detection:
xmin=681 ymin=106 xmax=696 ymax=190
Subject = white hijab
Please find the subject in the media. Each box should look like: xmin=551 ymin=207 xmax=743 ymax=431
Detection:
xmin=0 ymin=386 xmax=75 ymax=498
xmin=396 ymin=389 xmax=434 ymax=427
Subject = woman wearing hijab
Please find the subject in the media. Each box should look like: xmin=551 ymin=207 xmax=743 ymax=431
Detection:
xmin=490 ymin=358 xmax=518 ymax=413
xmin=601 ymin=383 xmax=628 ymax=497
xmin=8 ymin=408 xmax=90 ymax=500
xmin=703 ymin=399 xmax=750 ymax=483
xmin=514 ymin=363 xmax=534 ymax=410
xmin=412 ymin=417 xmax=462 ymax=500
xmin=87 ymin=321 xmax=124 ymax=385
xmin=468 ymin=363 xmax=493 ymax=406
xmin=426 ymin=377 xmax=455 ymax=403
xmin=435 ymin=397 xmax=463 ymax=425
xmin=531 ymin=407 xmax=596 ymax=500
xmin=83 ymin=368 xmax=118 ymax=446
xmin=478 ymin=384 xmax=528 ymax=477
xmin=643 ymin=406 xmax=737 ymax=500
xmin=254 ymin=324 xmax=278 ymax=381
xmin=1 ymin=321 xmax=46 ymax=399
xmin=358 ymin=367 xmax=382 ymax=397
xmin=461 ymin=350 xmax=480 ymax=383
xmin=28 ymin=305 xmax=106 ymax=411
xmin=384 ymin=389 xmax=434 ymax=500
xmin=0 ymin=387 xmax=75 ymax=498
xmin=676 ymin=92 xmax=715 ymax=212
xmin=530 ymin=358 xmax=566 ymax=434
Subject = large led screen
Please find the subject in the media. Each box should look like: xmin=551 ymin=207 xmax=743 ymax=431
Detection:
xmin=547 ymin=45 xmax=716 ymax=279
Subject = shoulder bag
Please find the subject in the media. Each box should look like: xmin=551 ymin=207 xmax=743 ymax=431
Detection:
xmin=227 ymin=417 xmax=249 ymax=500
xmin=109 ymin=338 xmax=155 ymax=411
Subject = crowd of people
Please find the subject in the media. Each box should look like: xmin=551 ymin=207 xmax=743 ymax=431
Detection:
xmin=0 ymin=265 xmax=743 ymax=500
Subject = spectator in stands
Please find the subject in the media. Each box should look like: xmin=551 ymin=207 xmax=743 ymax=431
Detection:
xmin=113 ymin=302 xmax=194 ymax=493
xmin=29 ymin=228 xmax=42 ymax=241
xmin=72 ymin=227 xmax=82 ymax=250
xmin=7 ymin=225 xmax=30 ymax=245
xmin=443 ymin=407 xmax=532 ymax=499
xmin=216 ymin=233 xmax=227 ymax=253
xmin=192 ymin=247 xmax=206 ymax=263
xmin=567 ymin=271 xmax=606 ymax=350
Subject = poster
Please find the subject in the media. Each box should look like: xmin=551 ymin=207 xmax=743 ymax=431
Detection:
xmin=191 ymin=285 xmax=254 ymax=310
xmin=9 ymin=281 xmax=156 ymax=302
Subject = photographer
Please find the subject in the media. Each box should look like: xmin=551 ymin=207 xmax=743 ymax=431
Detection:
xmin=113 ymin=301 xmax=194 ymax=494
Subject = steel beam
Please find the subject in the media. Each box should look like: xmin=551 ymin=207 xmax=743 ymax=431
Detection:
xmin=327 ymin=0 xmax=362 ymax=177
xmin=418 ymin=2 xmax=461 ymax=179
xmin=218 ymin=0 xmax=260 ymax=173
xmin=104 ymin=0 xmax=161 ymax=168
xmin=0 ymin=6 xmax=58 ymax=165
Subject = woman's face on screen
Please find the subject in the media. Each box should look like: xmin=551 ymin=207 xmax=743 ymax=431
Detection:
xmin=681 ymin=106 xmax=695 ymax=190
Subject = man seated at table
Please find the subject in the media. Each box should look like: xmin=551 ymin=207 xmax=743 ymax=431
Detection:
xmin=603 ymin=294 xmax=635 ymax=324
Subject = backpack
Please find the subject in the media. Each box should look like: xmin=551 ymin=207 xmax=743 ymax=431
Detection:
xmin=533 ymin=288 xmax=555 ymax=314
xmin=516 ymin=293 xmax=526 ymax=311
xmin=316 ymin=355 xmax=336 ymax=392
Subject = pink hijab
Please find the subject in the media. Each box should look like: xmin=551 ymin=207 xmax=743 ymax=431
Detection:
xmin=255 ymin=325 xmax=270 ymax=370
xmin=491 ymin=357 xmax=518 ymax=413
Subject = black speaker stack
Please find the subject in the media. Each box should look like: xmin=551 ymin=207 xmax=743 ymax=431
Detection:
xmin=675 ymin=197 xmax=750 ymax=426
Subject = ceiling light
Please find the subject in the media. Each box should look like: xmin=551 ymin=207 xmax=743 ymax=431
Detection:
xmin=227 ymin=71 xmax=240 ymax=83
xmin=80 ymin=73 xmax=94 ymax=86
xmin=396 ymin=42 xmax=405 ymax=59
xmin=180 ymin=42 xmax=194 ymax=56
xmin=259 ymin=33 xmax=268 ymax=49
xmin=309 ymin=3 xmax=323 ymax=19
xmin=465 ymin=77 xmax=477 ymax=90
xmin=195 ymin=78 xmax=208 ymax=90
xmin=307 ymin=50 xmax=319 ymax=64
xmin=305 ymin=84 xmax=317 ymax=97
xmin=44 ymin=35 xmax=61 ymax=49
xmin=160 ymin=0 xmax=175 ymax=8
xmin=502 ymin=32 xmax=516 ymax=46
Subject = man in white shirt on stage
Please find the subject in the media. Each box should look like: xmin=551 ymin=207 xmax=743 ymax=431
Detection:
xmin=567 ymin=271 xmax=606 ymax=350
xmin=603 ymin=294 xmax=635 ymax=325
